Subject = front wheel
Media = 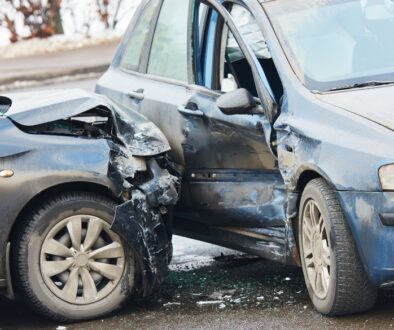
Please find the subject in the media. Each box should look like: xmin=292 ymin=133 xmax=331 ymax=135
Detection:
xmin=298 ymin=178 xmax=377 ymax=315
xmin=13 ymin=192 xmax=135 ymax=322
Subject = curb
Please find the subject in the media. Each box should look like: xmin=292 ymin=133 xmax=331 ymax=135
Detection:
xmin=0 ymin=64 xmax=109 ymax=86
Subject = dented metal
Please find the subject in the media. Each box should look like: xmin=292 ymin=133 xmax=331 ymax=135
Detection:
xmin=0 ymin=89 xmax=179 ymax=296
xmin=96 ymin=0 xmax=394 ymax=288
xmin=112 ymin=159 xmax=179 ymax=295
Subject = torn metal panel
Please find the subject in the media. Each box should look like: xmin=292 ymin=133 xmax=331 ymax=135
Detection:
xmin=112 ymin=192 xmax=171 ymax=296
xmin=112 ymin=160 xmax=179 ymax=295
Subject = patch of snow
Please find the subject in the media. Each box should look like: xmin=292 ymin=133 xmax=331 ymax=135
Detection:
xmin=209 ymin=290 xmax=236 ymax=300
xmin=232 ymin=298 xmax=242 ymax=304
xmin=163 ymin=302 xmax=181 ymax=307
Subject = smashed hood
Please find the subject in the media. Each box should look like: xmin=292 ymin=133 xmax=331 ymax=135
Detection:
xmin=316 ymin=85 xmax=394 ymax=132
xmin=2 ymin=89 xmax=171 ymax=156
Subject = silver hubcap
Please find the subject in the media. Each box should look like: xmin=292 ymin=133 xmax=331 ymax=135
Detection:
xmin=40 ymin=215 xmax=125 ymax=305
xmin=302 ymin=200 xmax=331 ymax=299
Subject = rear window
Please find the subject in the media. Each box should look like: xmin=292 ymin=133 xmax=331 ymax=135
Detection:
xmin=0 ymin=97 xmax=11 ymax=115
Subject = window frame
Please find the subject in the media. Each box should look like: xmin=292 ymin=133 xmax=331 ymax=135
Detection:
xmin=118 ymin=0 xmax=195 ymax=87
xmin=117 ymin=0 xmax=162 ymax=73
xmin=192 ymin=0 xmax=276 ymax=113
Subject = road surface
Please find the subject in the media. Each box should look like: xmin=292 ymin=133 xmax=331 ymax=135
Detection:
xmin=1 ymin=79 xmax=394 ymax=329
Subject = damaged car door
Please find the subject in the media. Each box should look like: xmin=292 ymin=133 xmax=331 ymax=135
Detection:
xmin=98 ymin=0 xmax=289 ymax=259
xmin=173 ymin=1 xmax=289 ymax=257
xmin=99 ymin=0 xmax=394 ymax=318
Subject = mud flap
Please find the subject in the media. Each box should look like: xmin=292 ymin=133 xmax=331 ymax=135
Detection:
xmin=112 ymin=190 xmax=172 ymax=297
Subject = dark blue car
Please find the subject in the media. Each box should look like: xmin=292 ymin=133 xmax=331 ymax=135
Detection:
xmin=97 ymin=0 xmax=394 ymax=317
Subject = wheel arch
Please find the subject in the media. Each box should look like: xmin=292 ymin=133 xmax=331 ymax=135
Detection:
xmin=5 ymin=181 xmax=121 ymax=298
xmin=294 ymin=165 xmax=336 ymax=194
xmin=8 ymin=181 xmax=119 ymax=245
xmin=289 ymin=167 xmax=337 ymax=255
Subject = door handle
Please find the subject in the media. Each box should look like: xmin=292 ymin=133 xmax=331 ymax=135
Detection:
xmin=177 ymin=102 xmax=204 ymax=117
xmin=127 ymin=89 xmax=144 ymax=101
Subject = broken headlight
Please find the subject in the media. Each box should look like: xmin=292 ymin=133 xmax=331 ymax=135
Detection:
xmin=379 ymin=165 xmax=394 ymax=191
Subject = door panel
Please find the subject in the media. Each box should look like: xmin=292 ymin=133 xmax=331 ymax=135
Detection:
xmin=188 ymin=171 xmax=286 ymax=227
xmin=180 ymin=2 xmax=285 ymax=228
xmin=182 ymin=91 xmax=275 ymax=170
xmin=181 ymin=88 xmax=284 ymax=227
xmin=138 ymin=78 xmax=193 ymax=167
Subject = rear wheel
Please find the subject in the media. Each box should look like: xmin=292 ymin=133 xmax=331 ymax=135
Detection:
xmin=298 ymin=178 xmax=377 ymax=315
xmin=13 ymin=192 xmax=135 ymax=322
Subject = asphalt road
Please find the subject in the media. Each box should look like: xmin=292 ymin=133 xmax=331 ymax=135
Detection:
xmin=2 ymin=79 xmax=394 ymax=329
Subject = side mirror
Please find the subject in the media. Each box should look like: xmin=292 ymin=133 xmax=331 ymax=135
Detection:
xmin=216 ymin=88 xmax=256 ymax=115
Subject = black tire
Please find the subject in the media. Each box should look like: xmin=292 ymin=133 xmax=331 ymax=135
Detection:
xmin=298 ymin=178 xmax=377 ymax=315
xmin=12 ymin=192 xmax=136 ymax=323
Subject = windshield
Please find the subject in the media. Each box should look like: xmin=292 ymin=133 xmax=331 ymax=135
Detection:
xmin=264 ymin=0 xmax=394 ymax=92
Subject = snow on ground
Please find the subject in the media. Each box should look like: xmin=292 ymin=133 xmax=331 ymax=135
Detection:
xmin=171 ymin=236 xmax=241 ymax=271
xmin=0 ymin=34 xmax=120 ymax=59
xmin=0 ymin=0 xmax=141 ymax=57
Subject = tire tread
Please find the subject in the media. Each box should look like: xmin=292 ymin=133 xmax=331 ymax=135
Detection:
xmin=306 ymin=179 xmax=377 ymax=315
xmin=13 ymin=192 xmax=120 ymax=323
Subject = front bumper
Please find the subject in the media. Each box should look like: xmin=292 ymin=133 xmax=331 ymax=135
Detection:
xmin=338 ymin=191 xmax=394 ymax=286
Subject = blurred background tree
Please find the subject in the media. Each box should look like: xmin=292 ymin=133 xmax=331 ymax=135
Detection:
xmin=1 ymin=0 xmax=64 ymax=41
xmin=0 ymin=0 xmax=136 ymax=43
xmin=96 ymin=0 xmax=124 ymax=29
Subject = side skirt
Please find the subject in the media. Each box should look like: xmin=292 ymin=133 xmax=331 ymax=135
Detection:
xmin=173 ymin=217 xmax=300 ymax=266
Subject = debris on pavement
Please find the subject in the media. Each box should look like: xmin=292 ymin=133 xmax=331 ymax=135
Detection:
xmin=197 ymin=301 xmax=225 ymax=307
xmin=163 ymin=302 xmax=181 ymax=308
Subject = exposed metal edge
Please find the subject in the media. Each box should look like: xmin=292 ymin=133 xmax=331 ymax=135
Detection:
xmin=218 ymin=226 xmax=280 ymax=241
xmin=5 ymin=242 xmax=14 ymax=300
xmin=173 ymin=218 xmax=287 ymax=263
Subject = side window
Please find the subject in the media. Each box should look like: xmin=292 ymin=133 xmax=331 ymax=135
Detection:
xmin=197 ymin=6 xmax=259 ymax=96
xmin=229 ymin=4 xmax=283 ymax=102
xmin=222 ymin=25 xmax=259 ymax=96
xmin=120 ymin=1 xmax=160 ymax=71
xmin=228 ymin=5 xmax=271 ymax=62
xmin=147 ymin=0 xmax=190 ymax=82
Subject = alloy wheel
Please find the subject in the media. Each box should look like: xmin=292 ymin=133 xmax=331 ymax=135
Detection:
xmin=302 ymin=200 xmax=331 ymax=299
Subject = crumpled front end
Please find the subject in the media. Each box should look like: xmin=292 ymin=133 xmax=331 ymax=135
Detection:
xmin=112 ymin=159 xmax=179 ymax=296
xmin=1 ymin=89 xmax=180 ymax=298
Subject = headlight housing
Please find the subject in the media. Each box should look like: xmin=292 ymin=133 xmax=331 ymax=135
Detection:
xmin=379 ymin=165 xmax=394 ymax=191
